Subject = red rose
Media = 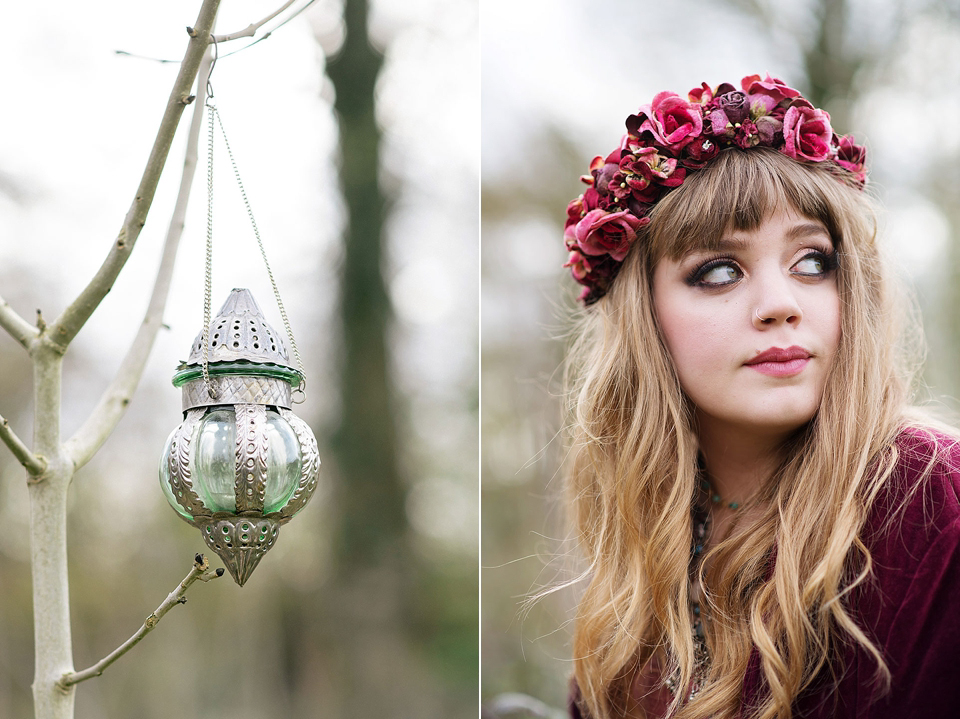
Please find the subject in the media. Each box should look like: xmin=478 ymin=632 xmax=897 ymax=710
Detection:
xmin=782 ymin=101 xmax=833 ymax=162
xmin=573 ymin=209 xmax=647 ymax=262
xmin=634 ymin=92 xmax=704 ymax=151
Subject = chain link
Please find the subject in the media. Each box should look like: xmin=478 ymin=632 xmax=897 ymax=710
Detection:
xmin=202 ymin=95 xmax=216 ymax=398
xmin=201 ymin=98 xmax=305 ymax=399
xmin=210 ymin=105 xmax=305 ymax=387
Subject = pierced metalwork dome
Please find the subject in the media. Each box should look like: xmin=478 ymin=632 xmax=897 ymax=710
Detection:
xmin=187 ymin=288 xmax=293 ymax=368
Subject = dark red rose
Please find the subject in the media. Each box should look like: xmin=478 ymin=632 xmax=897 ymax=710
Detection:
xmin=577 ymin=253 xmax=621 ymax=305
xmin=755 ymin=115 xmax=782 ymax=146
xmin=835 ymin=133 xmax=867 ymax=185
xmin=590 ymin=150 xmax=623 ymax=200
xmin=681 ymin=135 xmax=720 ymax=168
xmin=716 ymin=91 xmax=750 ymax=124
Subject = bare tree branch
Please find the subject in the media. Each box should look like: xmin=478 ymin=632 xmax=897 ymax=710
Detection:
xmin=57 ymin=555 xmax=224 ymax=689
xmin=0 ymin=413 xmax=46 ymax=475
xmin=64 ymin=47 xmax=216 ymax=472
xmin=46 ymin=0 xmax=221 ymax=355
xmin=0 ymin=293 xmax=39 ymax=349
xmin=213 ymin=0 xmax=297 ymax=42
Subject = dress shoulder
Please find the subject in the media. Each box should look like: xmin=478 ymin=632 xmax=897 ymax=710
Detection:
xmin=833 ymin=425 xmax=960 ymax=717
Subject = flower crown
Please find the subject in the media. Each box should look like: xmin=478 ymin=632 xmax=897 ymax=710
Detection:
xmin=563 ymin=74 xmax=867 ymax=304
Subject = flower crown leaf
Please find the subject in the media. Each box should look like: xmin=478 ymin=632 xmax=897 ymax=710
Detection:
xmin=564 ymin=74 xmax=867 ymax=305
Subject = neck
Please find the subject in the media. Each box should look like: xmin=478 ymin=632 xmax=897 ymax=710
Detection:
xmin=694 ymin=413 xmax=789 ymax=506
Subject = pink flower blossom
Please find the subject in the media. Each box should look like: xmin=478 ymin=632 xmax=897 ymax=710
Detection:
xmin=782 ymin=101 xmax=833 ymax=162
xmin=747 ymin=92 xmax=779 ymax=118
xmin=564 ymin=250 xmax=592 ymax=281
xmin=573 ymin=209 xmax=647 ymax=262
xmin=740 ymin=74 xmax=801 ymax=104
xmin=688 ymin=82 xmax=714 ymax=105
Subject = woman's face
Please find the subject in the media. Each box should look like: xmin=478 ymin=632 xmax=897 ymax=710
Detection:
xmin=652 ymin=206 xmax=842 ymax=442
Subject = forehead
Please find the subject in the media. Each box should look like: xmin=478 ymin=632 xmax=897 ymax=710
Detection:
xmin=645 ymin=150 xmax=839 ymax=262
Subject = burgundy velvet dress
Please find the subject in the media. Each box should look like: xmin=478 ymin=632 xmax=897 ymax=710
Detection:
xmin=569 ymin=428 xmax=960 ymax=718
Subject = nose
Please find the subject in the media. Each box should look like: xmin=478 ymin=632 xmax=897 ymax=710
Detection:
xmin=752 ymin=273 xmax=802 ymax=328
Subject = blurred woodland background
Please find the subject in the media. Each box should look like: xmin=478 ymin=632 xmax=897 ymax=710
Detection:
xmin=0 ymin=1 xmax=477 ymax=718
xmin=481 ymin=0 xmax=960 ymax=712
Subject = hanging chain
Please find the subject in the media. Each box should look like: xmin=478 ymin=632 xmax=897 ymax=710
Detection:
xmin=208 ymin=105 xmax=305 ymax=392
xmin=201 ymin=84 xmax=217 ymax=399
xmin=200 ymin=53 xmax=305 ymax=400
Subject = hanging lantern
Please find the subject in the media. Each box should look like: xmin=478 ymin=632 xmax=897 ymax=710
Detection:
xmin=159 ymin=288 xmax=320 ymax=585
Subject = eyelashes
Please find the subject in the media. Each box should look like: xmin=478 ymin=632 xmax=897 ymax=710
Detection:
xmin=685 ymin=256 xmax=741 ymax=286
xmin=684 ymin=249 xmax=838 ymax=287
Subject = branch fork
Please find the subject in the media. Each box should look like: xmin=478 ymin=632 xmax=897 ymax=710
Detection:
xmin=0 ymin=414 xmax=46 ymax=475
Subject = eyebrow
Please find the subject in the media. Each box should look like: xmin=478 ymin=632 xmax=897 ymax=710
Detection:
xmin=712 ymin=222 xmax=831 ymax=251
xmin=785 ymin=222 xmax=831 ymax=241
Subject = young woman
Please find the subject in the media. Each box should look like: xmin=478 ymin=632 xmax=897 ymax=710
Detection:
xmin=560 ymin=75 xmax=960 ymax=718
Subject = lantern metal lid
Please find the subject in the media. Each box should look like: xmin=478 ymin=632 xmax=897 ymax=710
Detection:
xmin=173 ymin=289 xmax=303 ymax=411
xmin=159 ymin=288 xmax=319 ymax=586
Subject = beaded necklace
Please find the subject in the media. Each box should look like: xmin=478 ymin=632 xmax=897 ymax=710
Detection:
xmin=664 ymin=479 xmax=741 ymax=700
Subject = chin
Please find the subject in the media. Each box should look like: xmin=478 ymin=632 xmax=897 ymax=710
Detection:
xmin=736 ymin=406 xmax=819 ymax=437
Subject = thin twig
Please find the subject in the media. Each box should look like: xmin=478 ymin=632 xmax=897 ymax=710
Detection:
xmin=64 ymin=45 xmax=217 ymax=472
xmin=0 ymin=413 xmax=46 ymax=475
xmin=45 ymin=0 xmax=221 ymax=355
xmin=213 ymin=0 xmax=297 ymax=42
xmin=58 ymin=555 xmax=224 ymax=689
xmin=0 ymin=294 xmax=39 ymax=350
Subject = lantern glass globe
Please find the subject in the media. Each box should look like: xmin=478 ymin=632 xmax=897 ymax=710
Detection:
xmin=159 ymin=406 xmax=303 ymax=518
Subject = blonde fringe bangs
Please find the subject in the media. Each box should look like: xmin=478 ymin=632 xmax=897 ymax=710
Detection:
xmin=564 ymin=149 xmax=931 ymax=719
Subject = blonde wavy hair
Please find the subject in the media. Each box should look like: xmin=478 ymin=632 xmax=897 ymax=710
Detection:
xmin=564 ymin=148 xmax=928 ymax=719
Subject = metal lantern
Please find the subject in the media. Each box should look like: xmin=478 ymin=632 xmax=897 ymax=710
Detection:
xmin=159 ymin=288 xmax=320 ymax=585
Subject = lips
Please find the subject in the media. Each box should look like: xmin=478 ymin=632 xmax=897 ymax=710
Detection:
xmin=744 ymin=346 xmax=812 ymax=378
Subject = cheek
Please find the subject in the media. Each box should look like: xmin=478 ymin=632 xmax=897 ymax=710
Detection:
xmin=654 ymin=282 xmax=736 ymax=386
xmin=811 ymin=282 xmax=842 ymax=357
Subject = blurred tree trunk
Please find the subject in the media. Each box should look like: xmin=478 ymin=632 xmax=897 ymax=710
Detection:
xmin=326 ymin=0 xmax=406 ymax=571
xmin=300 ymin=1 xmax=421 ymax=716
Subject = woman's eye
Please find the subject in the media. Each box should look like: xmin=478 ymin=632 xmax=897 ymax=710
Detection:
xmin=692 ymin=261 xmax=741 ymax=286
xmin=792 ymin=251 xmax=835 ymax=277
